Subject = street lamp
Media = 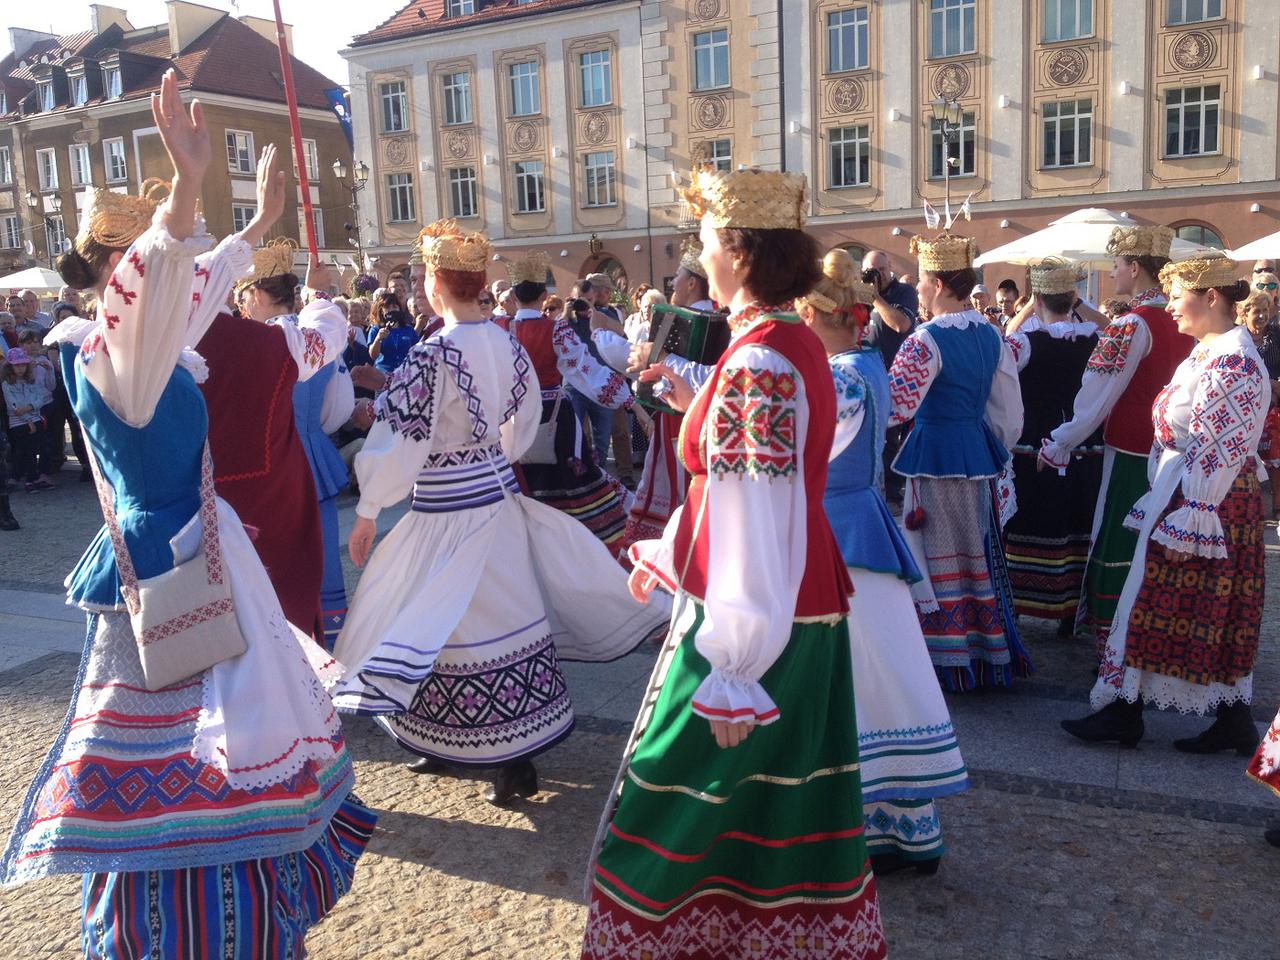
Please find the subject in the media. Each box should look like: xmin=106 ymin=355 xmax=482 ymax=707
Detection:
xmin=931 ymin=95 xmax=963 ymax=223
xmin=333 ymin=158 xmax=370 ymax=271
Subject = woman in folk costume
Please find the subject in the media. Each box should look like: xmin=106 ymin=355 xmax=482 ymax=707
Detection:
xmin=583 ymin=169 xmax=887 ymax=960
xmin=504 ymin=249 xmax=638 ymax=550
xmin=334 ymin=220 xmax=669 ymax=807
xmin=1002 ymin=259 xmax=1103 ymax=633
xmin=1 ymin=72 xmax=373 ymax=957
xmin=798 ymin=249 xmax=968 ymax=876
xmin=1038 ymin=226 xmax=1193 ymax=650
xmin=886 ymin=232 xmax=1028 ymax=692
xmin=240 ymin=240 xmax=356 ymax=649
xmin=1063 ymin=255 xmax=1267 ymax=753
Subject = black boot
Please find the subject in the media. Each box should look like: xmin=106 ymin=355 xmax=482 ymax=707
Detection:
xmin=0 ymin=495 xmax=18 ymax=531
xmin=1061 ymin=698 xmax=1144 ymax=747
xmin=485 ymin=759 xmax=538 ymax=806
xmin=406 ymin=756 xmax=453 ymax=775
xmin=1265 ymin=827 xmax=1280 ymax=849
xmin=1173 ymin=701 xmax=1260 ymax=756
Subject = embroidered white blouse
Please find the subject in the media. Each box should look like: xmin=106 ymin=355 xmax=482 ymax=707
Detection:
xmin=513 ymin=307 xmax=634 ymax=408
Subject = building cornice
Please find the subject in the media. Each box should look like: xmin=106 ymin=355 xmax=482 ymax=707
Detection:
xmin=6 ymin=90 xmax=339 ymax=131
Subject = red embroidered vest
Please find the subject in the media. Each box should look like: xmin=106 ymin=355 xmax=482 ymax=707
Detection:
xmin=513 ymin=313 xmax=562 ymax=389
xmin=673 ymin=316 xmax=852 ymax=620
xmin=1104 ymin=305 xmax=1194 ymax=455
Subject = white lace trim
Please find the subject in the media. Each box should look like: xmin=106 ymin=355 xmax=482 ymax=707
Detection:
xmin=1091 ymin=666 xmax=1252 ymax=716
xmin=177 ymin=347 xmax=209 ymax=383
xmin=927 ymin=310 xmax=986 ymax=330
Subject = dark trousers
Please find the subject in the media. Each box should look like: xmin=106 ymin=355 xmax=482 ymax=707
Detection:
xmin=8 ymin=423 xmax=46 ymax=482
xmin=567 ymin=387 xmax=614 ymax=469
xmin=44 ymin=397 xmax=87 ymax=468
xmin=883 ymin=422 xmax=909 ymax=501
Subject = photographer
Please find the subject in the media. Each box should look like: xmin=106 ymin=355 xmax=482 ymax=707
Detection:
xmin=861 ymin=250 xmax=920 ymax=369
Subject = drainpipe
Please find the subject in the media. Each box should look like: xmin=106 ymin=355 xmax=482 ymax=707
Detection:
xmin=777 ymin=0 xmax=786 ymax=172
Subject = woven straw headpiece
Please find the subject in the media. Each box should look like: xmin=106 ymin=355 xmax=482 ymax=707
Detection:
xmin=76 ymin=179 xmax=170 ymax=250
xmin=1030 ymin=257 xmax=1086 ymax=296
xmin=507 ymin=249 xmax=551 ymax=285
xmin=801 ymin=290 xmax=839 ymax=314
xmin=910 ymin=233 xmax=978 ymax=272
xmin=679 ymin=168 xmax=807 ymax=230
xmin=1106 ymin=225 xmax=1174 ymax=259
xmin=418 ymin=219 xmax=492 ymax=273
xmin=849 ymin=279 xmax=875 ymax=306
xmin=678 ymin=236 xmax=708 ymax=279
xmin=407 ymin=247 xmax=425 ymax=266
xmin=251 ymin=237 xmax=298 ymax=281
xmin=1158 ymin=254 xmax=1240 ymax=293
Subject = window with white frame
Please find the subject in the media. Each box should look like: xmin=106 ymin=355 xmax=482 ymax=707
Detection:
xmin=693 ymin=29 xmax=730 ymax=90
xmin=1043 ymin=0 xmax=1093 ymax=41
xmin=387 ymin=172 xmax=416 ymax=222
xmin=1167 ymin=0 xmax=1222 ymax=24
xmin=298 ymin=207 xmax=325 ymax=247
xmin=231 ymin=203 xmax=257 ymax=234
xmin=380 ymin=80 xmax=409 ymax=133
xmin=929 ymin=111 xmax=977 ymax=177
xmin=69 ymin=143 xmax=91 ymax=186
xmin=0 ymin=93 xmax=7 ymax=114
xmin=0 ymin=146 xmax=11 ymax=184
xmin=929 ymin=0 xmax=976 ymax=58
xmin=827 ymin=7 xmax=870 ymax=73
xmin=1042 ymin=98 xmax=1092 ymax=167
xmin=580 ymin=50 xmax=612 ymax=108
xmin=448 ymin=167 xmax=478 ymax=218
xmin=829 ymin=125 xmax=871 ymax=188
xmin=706 ymin=138 xmax=732 ymax=172
xmin=45 ymin=215 xmax=66 ymax=255
xmin=1 ymin=215 xmax=19 ymax=249
xmin=104 ymin=138 xmax=127 ymax=182
xmin=70 ymin=74 xmax=88 ymax=106
xmin=293 ymin=138 xmax=319 ymax=180
xmin=226 ymin=130 xmax=254 ymax=174
xmin=1165 ymin=85 xmax=1220 ymax=157
xmin=37 ymin=81 xmax=55 ymax=112
xmin=36 ymin=148 xmax=58 ymax=191
xmin=508 ymin=61 xmax=540 ymax=117
xmin=102 ymin=66 xmax=122 ymax=99
xmin=446 ymin=0 xmax=474 ymax=15
xmin=442 ymin=72 xmax=472 ymax=125
xmin=514 ymin=160 xmax=545 ymax=213
xmin=584 ymin=151 xmax=616 ymax=207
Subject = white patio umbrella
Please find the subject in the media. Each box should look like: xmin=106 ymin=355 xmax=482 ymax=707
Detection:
xmin=1226 ymin=231 xmax=1280 ymax=262
xmin=975 ymin=208 xmax=1219 ymax=269
xmin=0 ymin=266 xmax=65 ymax=296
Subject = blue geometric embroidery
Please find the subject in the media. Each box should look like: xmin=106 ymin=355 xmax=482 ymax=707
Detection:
xmin=377 ymin=340 xmax=440 ymax=443
xmin=504 ymin=332 xmax=531 ymax=424
xmin=439 ymin=340 xmax=488 ymax=444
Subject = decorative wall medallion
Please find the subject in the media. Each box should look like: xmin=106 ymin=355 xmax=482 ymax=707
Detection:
xmin=1172 ymin=31 xmax=1217 ymax=72
xmin=446 ymin=130 xmax=470 ymax=159
xmin=932 ymin=63 xmax=971 ymax=100
xmin=693 ymin=94 xmax=728 ymax=130
xmin=827 ymin=78 xmax=865 ymax=114
xmin=693 ymin=0 xmax=721 ymax=21
xmin=584 ymin=111 xmax=610 ymax=145
xmin=384 ymin=137 xmax=411 ymax=166
xmin=1046 ymin=48 xmax=1088 ymax=87
xmin=513 ymin=121 xmax=538 ymax=152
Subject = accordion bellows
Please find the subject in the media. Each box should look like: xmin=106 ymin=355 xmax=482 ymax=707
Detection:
xmin=679 ymin=168 xmax=808 ymax=230
xmin=910 ymin=233 xmax=978 ymax=273
xmin=1106 ymin=224 xmax=1174 ymax=259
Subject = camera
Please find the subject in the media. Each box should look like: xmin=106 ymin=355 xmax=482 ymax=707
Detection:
xmin=861 ymin=268 xmax=881 ymax=286
xmin=984 ymin=306 xmax=1000 ymax=317
xmin=569 ymin=298 xmax=591 ymax=314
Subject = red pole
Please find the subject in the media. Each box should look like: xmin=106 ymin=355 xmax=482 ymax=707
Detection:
xmin=271 ymin=0 xmax=318 ymax=260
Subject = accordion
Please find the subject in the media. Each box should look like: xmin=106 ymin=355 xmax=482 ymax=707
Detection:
xmin=636 ymin=303 xmax=731 ymax=415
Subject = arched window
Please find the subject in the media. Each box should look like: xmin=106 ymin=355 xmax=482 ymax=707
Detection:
xmin=1174 ymin=223 xmax=1226 ymax=250
xmin=832 ymin=242 xmax=867 ymax=264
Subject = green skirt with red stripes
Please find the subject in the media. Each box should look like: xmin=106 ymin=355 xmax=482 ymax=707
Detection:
xmin=1081 ymin=450 xmax=1148 ymax=649
xmin=582 ymin=607 xmax=887 ymax=960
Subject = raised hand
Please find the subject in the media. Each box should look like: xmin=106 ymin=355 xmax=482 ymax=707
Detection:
xmin=239 ymin=145 xmax=288 ymax=247
xmin=150 ymin=69 xmax=210 ymax=183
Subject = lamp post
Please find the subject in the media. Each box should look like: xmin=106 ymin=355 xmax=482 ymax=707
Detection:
xmin=333 ymin=157 xmax=369 ymax=272
xmin=26 ymin=189 xmax=63 ymax=266
xmin=931 ymin=95 xmax=963 ymax=223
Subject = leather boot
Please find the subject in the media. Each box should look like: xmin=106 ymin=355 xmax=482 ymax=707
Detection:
xmin=485 ymin=759 xmax=538 ymax=806
xmin=1265 ymin=827 xmax=1280 ymax=849
xmin=1060 ymin=698 xmax=1144 ymax=747
xmin=0 ymin=495 xmax=18 ymax=531
xmin=1173 ymin=701 xmax=1260 ymax=756
xmin=406 ymin=756 xmax=453 ymax=776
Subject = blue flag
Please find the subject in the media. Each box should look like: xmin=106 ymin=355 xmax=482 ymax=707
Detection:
xmin=325 ymin=88 xmax=353 ymax=149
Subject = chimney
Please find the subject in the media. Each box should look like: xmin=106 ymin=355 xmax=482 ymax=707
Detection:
xmin=165 ymin=1 xmax=225 ymax=57
xmin=90 ymin=5 xmax=134 ymax=35
xmin=238 ymin=16 xmax=292 ymax=56
xmin=7 ymin=28 xmax=57 ymax=62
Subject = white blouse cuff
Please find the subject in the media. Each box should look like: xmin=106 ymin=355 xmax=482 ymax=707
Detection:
xmin=628 ymin=538 xmax=678 ymax=596
xmin=355 ymin=499 xmax=381 ymax=521
xmin=691 ymin=670 xmax=780 ymax=726
xmin=1151 ymin=502 xmax=1229 ymax=558
xmin=1039 ymin=439 xmax=1071 ymax=470
xmin=146 ymin=209 xmax=215 ymax=257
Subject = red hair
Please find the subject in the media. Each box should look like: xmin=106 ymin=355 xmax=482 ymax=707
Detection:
xmin=435 ymin=267 xmax=487 ymax=302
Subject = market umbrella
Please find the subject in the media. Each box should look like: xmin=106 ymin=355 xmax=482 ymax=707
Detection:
xmin=0 ymin=266 xmax=64 ymax=296
xmin=1227 ymin=230 xmax=1280 ymax=262
xmin=975 ymin=208 xmax=1218 ymax=269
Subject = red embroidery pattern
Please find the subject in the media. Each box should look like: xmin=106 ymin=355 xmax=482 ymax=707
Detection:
xmin=1086 ymin=318 xmax=1140 ymax=375
xmin=727 ymin=302 xmax=793 ymax=337
xmin=108 ymin=276 xmax=138 ymax=306
xmin=1183 ymin=353 xmax=1264 ymax=479
xmin=887 ymin=334 xmax=934 ymax=420
xmin=301 ymin=329 xmax=327 ymax=369
xmin=709 ymin=365 xmax=799 ymax=480
xmin=127 ymin=250 xmax=146 ymax=276
xmin=103 ymin=311 xmax=123 ymax=331
xmin=137 ymin=598 xmax=235 ymax=647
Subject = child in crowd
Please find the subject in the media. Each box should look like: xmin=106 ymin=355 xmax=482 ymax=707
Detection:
xmin=2 ymin=348 xmax=52 ymax=491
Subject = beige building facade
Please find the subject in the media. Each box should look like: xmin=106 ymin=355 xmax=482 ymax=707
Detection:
xmin=347 ymin=0 xmax=1280 ymax=290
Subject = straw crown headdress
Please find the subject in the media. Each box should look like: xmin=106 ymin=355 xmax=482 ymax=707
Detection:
xmin=251 ymin=238 xmax=298 ymax=281
xmin=910 ymin=233 xmax=978 ymax=273
xmin=418 ymin=219 xmax=493 ymax=273
xmin=1029 ymin=257 xmax=1086 ymax=296
xmin=76 ymin=179 xmax=171 ymax=251
xmin=1158 ymin=253 xmax=1240 ymax=293
xmin=1106 ymin=225 xmax=1174 ymax=260
xmin=678 ymin=236 xmax=708 ymax=280
xmin=507 ymin=249 xmax=551 ymax=285
xmin=679 ymin=168 xmax=808 ymax=230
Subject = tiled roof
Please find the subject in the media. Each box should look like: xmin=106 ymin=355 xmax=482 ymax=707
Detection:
xmin=351 ymin=0 xmax=616 ymax=47
xmin=7 ymin=30 xmax=97 ymax=81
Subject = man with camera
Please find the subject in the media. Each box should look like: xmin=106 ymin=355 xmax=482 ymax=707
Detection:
xmin=861 ymin=250 xmax=920 ymax=505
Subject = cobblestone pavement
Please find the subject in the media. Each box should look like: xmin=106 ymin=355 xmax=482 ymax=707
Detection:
xmin=1 ymin=475 xmax=1279 ymax=959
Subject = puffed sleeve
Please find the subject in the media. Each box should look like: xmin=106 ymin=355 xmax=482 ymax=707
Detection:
xmin=1151 ymin=353 xmax=1267 ymax=558
xmin=84 ymin=213 xmax=215 ymax=426
xmin=689 ymin=344 xmax=809 ymax=727
xmin=662 ymin=352 xmax=717 ymax=392
xmin=273 ymin=301 xmax=349 ymax=383
xmin=1041 ymin=316 xmax=1151 ymax=469
xmin=985 ymin=332 xmax=1025 ymax=450
xmin=353 ymin=341 xmax=443 ymax=520
xmin=829 ymin=359 xmax=867 ymax=461
xmin=887 ymin=328 xmax=940 ymax=426
xmin=1004 ymin=331 xmax=1031 ymax=372
xmin=319 ymin=359 xmax=356 ymax=435
xmin=590 ymin=328 xmax=632 ymax=373
xmin=187 ymin=232 xmax=254 ymax=346
xmin=499 ymin=332 xmax=541 ymax=462
xmin=553 ymin=315 xmax=633 ymax=410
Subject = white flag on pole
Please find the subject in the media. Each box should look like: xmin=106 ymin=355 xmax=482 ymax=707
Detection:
xmin=923 ymin=200 xmax=941 ymax=230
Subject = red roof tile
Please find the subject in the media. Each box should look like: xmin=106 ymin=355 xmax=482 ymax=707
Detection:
xmin=351 ymin=0 xmax=617 ymax=47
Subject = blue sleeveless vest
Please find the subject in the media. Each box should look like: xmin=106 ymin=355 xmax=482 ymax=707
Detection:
xmin=293 ymin=361 xmax=350 ymax=502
